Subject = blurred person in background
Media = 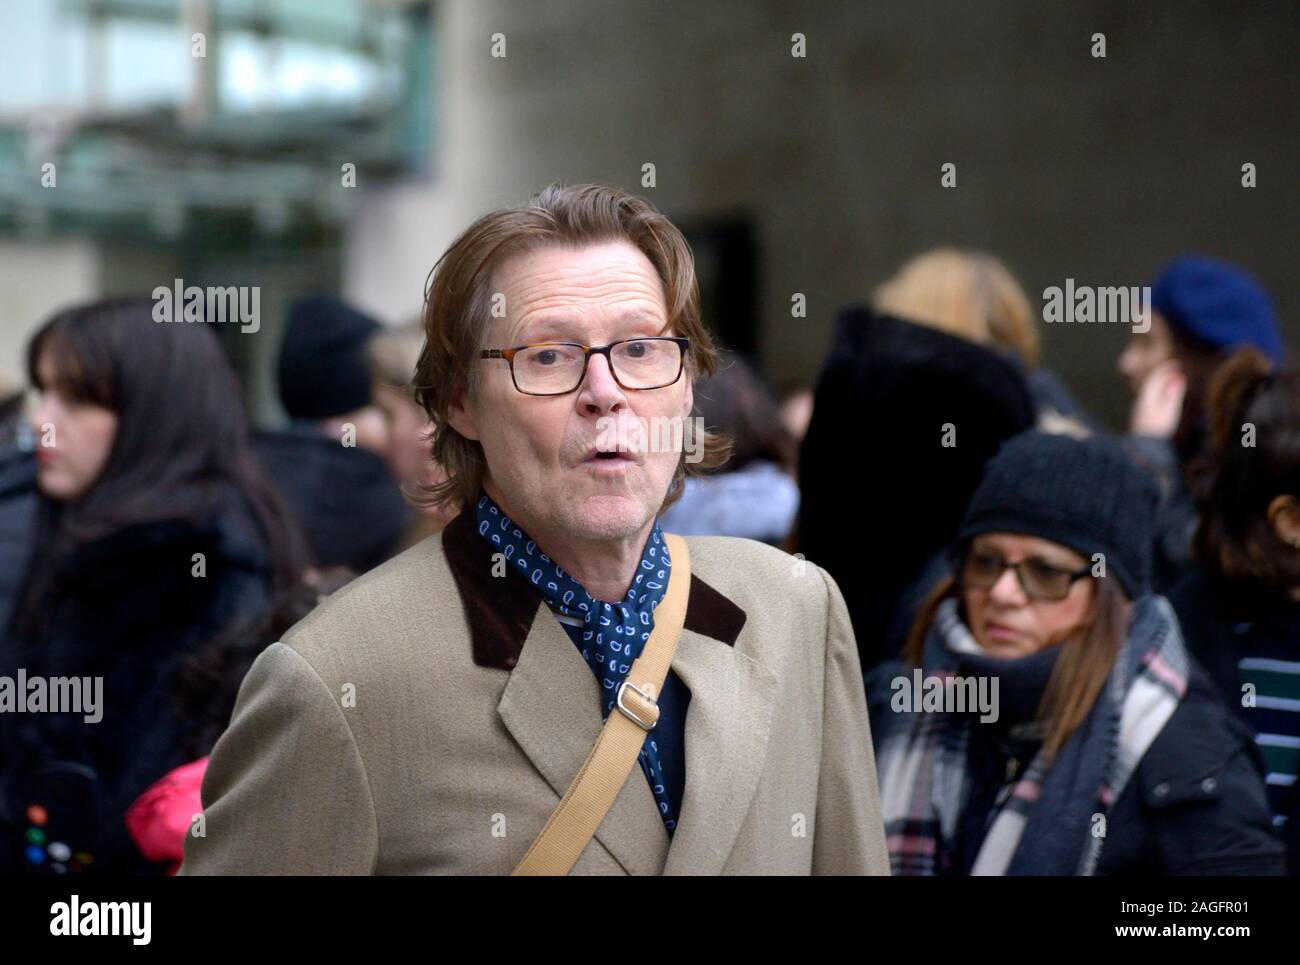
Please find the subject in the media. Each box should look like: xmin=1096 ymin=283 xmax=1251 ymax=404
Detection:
xmin=279 ymin=294 xmax=390 ymax=454
xmin=658 ymin=349 xmax=798 ymax=545
xmin=870 ymin=431 xmax=1283 ymax=875
xmin=778 ymin=385 xmax=814 ymax=448
xmin=0 ymin=378 xmax=29 ymax=450
xmin=874 ymin=247 xmax=1094 ymax=434
xmin=1119 ymin=255 xmax=1286 ymax=592
xmin=125 ymin=564 xmax=357 ymax=875
xmin=1167 ymin=349 xmax=1300 ymax=873
xmin=798 ymin=306 xmax=1037 ymax=671
xmin=0 ymin=297 xmax=309 ymax=875
xmin=366 ymin=320 xmax=459 ymax=546
xmin=252 ymin=294 xmax=411 ymax=574
xmin=0 ymin=377 xmax=37 ymax=636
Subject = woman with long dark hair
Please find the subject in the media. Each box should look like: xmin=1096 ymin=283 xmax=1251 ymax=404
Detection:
xmin=1 ymin=297 xmax=308 ymax=875
xmin=1170 ymin=349 xmax=1300 ymax=872
xmin=870 ymin=430 xmax=1283 ymax=875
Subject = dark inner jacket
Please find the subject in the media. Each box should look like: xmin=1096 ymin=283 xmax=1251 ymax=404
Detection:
xmin=253 ymin=425 xmax=410 ymax=575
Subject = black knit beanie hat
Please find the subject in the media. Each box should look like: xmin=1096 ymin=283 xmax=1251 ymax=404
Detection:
xmin=278 ymin=294 xmax=381 ymax=420
xmin=956 ymin=430 xmax=1159 ymax=599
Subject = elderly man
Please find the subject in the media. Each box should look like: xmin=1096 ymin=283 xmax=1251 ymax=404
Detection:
xmin=181 ymin=183 xmax=888 ymax=875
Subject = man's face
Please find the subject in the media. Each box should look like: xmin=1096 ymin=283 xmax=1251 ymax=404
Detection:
xmin=1118 ymin=310 xmax=1174 ymax=393
xmin=449 ymin=240 xmax=693 ymax=543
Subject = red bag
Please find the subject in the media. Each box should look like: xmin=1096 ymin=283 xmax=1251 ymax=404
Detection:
xmin=124 ymin=757 xmax=209 ymax=875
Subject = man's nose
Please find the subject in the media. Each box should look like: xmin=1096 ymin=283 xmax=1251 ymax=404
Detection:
xmin=577 ymin=352 xmax=627 ymax=413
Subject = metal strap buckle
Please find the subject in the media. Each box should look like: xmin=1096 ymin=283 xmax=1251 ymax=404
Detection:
xmin=616 ymin=680 xmax=659 ymax=731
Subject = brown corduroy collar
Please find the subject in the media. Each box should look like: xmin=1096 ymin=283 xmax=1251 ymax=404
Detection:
xmin=440 ymin=508 xmax=747 ymax=670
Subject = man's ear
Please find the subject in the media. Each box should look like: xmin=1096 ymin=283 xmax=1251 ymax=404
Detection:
xmin=445 ymin=384 xmax=481 ymax=442
xmin=1267 ymin=495 xmax=1300 ymax=548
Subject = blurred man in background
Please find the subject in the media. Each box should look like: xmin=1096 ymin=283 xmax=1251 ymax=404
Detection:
xmin=253 ymin=294 xmax=411 ymax=575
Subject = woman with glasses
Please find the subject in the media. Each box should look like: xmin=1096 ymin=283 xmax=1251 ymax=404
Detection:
xmin=182 ymin=183 xmax=890 ymax=876
xmin=870 ymin=430 xmax=1283 ymax=875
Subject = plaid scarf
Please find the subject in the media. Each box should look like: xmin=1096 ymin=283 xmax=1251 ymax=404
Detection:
xmin=877 ymin=594 xmax=1189 ymax=875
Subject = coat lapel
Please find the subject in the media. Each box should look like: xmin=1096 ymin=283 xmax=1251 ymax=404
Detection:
xmin=495 ymin=599 xmax=670 ymax=875
xmin=661 ymin=626 xmax=778 ymax=875
xmin=442 ymin=511 xmax=770 ymax=875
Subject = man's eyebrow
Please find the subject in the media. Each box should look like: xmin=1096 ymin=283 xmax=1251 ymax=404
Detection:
xmin=512 ymin=318 xmax=582 ymax=343
xmin=515 ymin=311 xmax=668 ymax=342
xmin=608 ymin=313 xmax=673 ymax=339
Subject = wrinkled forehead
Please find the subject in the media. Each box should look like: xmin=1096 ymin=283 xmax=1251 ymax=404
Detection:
xmin=487 ymin=240 xmax=671 ymax=346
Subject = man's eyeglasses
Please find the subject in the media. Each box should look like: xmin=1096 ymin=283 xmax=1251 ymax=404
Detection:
xmin=480 ymin=337 xmax=689 ymax=396
xmin=958 ymin=549 xmax=1093 ymax=602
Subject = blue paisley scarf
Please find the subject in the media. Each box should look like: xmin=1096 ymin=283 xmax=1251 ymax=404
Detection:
xmin=474 ymin=492 xmax=679 ymax=833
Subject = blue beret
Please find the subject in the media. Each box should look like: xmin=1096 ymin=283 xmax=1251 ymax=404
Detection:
xmin=1150 ymin=255 xmax=1282 ymax=366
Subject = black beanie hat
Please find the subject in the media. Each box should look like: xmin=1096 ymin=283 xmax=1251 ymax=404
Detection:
xmin=278 ymin=294 xmax=381 ymax=420
xmin=956 ymin=430 xmax=1159 ymax=599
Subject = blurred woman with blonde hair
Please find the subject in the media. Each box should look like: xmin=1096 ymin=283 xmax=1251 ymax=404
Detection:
xmin=875 ymin=248 xmax=1091 ymax=436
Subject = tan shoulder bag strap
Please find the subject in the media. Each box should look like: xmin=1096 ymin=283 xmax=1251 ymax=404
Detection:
xmin=512 ymin=533 xmax=691 ymax=876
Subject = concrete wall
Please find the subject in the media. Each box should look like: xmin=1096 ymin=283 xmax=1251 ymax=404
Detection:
xmin=0 ymin=238 xmax=99 ymax=393
xmin=344 ymin=0 xmax=1298 ymax=428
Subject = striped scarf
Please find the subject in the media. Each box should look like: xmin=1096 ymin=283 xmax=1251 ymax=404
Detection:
xmin=877 ymin=594 xmax=1189 ymax=875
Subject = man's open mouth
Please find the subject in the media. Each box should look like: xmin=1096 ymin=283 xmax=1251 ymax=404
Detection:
xmin=583 ymin=447 xmax=637 ymax=464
